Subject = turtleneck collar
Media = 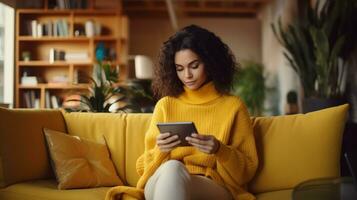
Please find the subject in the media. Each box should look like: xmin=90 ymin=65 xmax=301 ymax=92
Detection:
xmin=178 ymin=81 xmax=221 ymax=104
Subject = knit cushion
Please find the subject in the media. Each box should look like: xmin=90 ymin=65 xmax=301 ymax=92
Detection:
xmin=43 ymin=128 xmax=123 ymax=189
xmin=249 ymin=104 xmax=349 ymax=193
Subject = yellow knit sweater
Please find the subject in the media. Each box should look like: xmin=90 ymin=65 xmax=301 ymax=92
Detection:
xmin=106 ymin=82 xmax=258 ymax=200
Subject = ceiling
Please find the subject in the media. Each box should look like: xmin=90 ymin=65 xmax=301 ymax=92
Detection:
xmin=122 ymin=0 xmax=270 ymax=18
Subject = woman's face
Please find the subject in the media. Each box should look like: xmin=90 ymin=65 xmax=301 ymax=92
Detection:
xmin=174 ymin=49 xmax=207 ymax=90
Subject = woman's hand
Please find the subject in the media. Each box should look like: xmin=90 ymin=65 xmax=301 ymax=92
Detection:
xmin=185 ymin=133 xmax=220 ymax=154
xmin=156 ymin=132 xmax=181 ymax=152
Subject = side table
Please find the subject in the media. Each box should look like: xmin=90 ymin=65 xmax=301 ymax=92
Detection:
xmin=292 ymin=177 xmax=357 ymax=200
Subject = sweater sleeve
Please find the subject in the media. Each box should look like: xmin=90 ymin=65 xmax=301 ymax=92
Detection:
xmin=215 ymin=101 xmax=258 ymax=187
xmin=136 ymin=99 xmax=170 ymax=181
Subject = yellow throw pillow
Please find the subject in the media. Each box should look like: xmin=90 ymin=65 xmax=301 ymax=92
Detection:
xmin=43 ymin=128 xmax=123 ymax=189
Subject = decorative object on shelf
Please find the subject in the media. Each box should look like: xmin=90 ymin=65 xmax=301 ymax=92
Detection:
xmin=232 ymin=61 xmax=265 ymax=116
xmin=21 ymin=51 xmax=31 ymax=62
xmin=85 ymin=20 xmax=101 ymax=37
xmin=84 ymin=20 xmax=95 ymax=37
xmin=21 ymin=72 xmax=38 ymax=86
xmin=65 ymin=62 xmax=129 ymax=113
xmin=272 ymin=0 xmax=357 ymax=112
xmin=285 ymin=90 xmax=299 ymax=115
xmin=134 ymin=55 xmax=154 ymax=79
xmin=95 ymin=42 xmax=106 ymax=62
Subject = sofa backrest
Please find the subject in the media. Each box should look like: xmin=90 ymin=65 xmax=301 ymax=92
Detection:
xmin=248 ymin=104 xmax=348 ymax=193
xmin=0 ymin=104 xmax=349 ymax=195
xmin=0 ymin=108 xmax=66 ymax=188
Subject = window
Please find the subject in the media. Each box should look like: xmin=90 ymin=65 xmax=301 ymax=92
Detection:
xmin=0 ymin=2 xmax=14 ymax=107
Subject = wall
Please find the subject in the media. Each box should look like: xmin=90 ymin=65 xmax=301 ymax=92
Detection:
xmin=259 ymin=0 xmax=301 ymax=115
xmin=129 ymin=17 xmax=261 ymax=65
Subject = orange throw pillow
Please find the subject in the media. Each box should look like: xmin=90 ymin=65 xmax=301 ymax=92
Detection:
xmin=43 ymin=128 xmax=123 ymax=189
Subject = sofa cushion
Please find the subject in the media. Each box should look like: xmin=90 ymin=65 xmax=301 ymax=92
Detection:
xmin=249 ymin=104 xmax=349 ymax=193
xmin=0 ymin=108 xmax=66 ymax=188
xmin=125 ymin=114 xmax=152 ymax=186
xmin=62 ymin=112 xmax=127 ymax=184
xmin=43 ymin=128 xmax=123 ymax=189
xmin=0 ymin=179 xmax=109 ymax=200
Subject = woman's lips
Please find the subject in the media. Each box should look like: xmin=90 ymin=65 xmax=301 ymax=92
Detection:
xmin=185 ymin=81 xmax=195 ymax=86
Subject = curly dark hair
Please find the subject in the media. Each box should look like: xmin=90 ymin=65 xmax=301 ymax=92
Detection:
xmin=152 ymin=24 xmax=239 ymax=99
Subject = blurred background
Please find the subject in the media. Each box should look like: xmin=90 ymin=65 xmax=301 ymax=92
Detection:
xmin=0 ymin=0 xmax=356 ymax=122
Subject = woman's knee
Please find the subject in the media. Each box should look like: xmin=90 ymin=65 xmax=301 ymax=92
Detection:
xmin=159 ymin=160 xmax=190 ymax=177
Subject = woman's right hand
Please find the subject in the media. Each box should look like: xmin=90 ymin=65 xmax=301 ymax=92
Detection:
xmin=156 ymin=132 xmax=181 ymax=152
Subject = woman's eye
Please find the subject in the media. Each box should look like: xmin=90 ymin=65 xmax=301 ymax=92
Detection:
xmin=191 ymin=64 xmax=199 ymax=69
xmin=176 ymin=67 xmax=183 ymax=71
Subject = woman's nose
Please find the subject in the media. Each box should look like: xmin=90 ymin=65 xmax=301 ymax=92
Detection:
xmin=184 ymin=69 xmax=192 ymax=78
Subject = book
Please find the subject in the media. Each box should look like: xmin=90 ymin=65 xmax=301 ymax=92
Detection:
xmin=45 ymin=91 xmax=51 ymax=108
xmin=51 ymin=95 xmax=59 ymax=108
xmin=31 ymin=20 xmax=37 ymax=37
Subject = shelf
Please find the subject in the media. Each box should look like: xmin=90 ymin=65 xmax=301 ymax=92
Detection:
xmin=18 ymin=9 xmax=120 ymax=15
xmin=15 ymin=0 xmax=127 ymax=109
xmin=18 ymin=36 xmax=119 ymax=42
xmin=18 ymin=61 xmax=92 ymax=66
xmin=19 ymin=83 xmax=90 ymax=89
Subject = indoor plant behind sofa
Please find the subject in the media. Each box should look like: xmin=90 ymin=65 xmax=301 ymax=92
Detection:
xmin=0 ymin=104 xmax=349 ymax=200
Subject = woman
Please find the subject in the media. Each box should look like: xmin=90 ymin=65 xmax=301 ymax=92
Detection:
xmin=106 ymin=25 xmax=258 ymax=200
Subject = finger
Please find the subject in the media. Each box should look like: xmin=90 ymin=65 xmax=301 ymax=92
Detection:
xmin=189 ymin=142 xmax=211 ymax=153
xmin=189 ymin=141 xmax=212 ymax=151
xmin=157 ymin=135 xmax=179 ymax=145
xmin=157 ymin=132 xmax=171 ymax=140
xmin=160 ymin=139 xmax=181 ymax=149
xmin=186 ymin=136 xmax=212 ymax=146
xmin=191 ymin=133 xmax=211 ymax=140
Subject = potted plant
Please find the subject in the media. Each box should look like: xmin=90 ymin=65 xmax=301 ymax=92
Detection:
xmin=232 ymin=61 xmax=265 ymax=116
xmin=272 ymin=0 xmax=357 ymax=112
xmin=65 ymin=62 xmax=130 ymax=113
xmin=124 ymin=79 xmax=156 ymax=113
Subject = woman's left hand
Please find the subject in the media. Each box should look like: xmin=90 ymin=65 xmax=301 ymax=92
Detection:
xmin=185 ymin=133 xmax=220 ymax=154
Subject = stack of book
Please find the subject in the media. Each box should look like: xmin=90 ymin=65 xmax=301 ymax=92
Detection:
xmin=23 ymin=91 xmax=40 ymax=108
xmin=28 ymin=19 xmax=69 ymax=37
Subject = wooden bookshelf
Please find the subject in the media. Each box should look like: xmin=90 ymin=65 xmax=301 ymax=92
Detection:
xmin=15 ymin=0 xmax=128 ymax=109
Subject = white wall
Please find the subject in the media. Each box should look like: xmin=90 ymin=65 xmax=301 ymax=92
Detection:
xmin=0 ymin=3 xmax=14 ymax=107
xmin=259 ymin=0 xmax=301 ymax=115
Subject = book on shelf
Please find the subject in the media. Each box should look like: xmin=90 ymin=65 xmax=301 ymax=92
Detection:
xmin=65 ymin=52 xmax=90 ymax=62
xmin=31 ymin=20 xmax=37 ymax=37
xmin=55 ymin=0 xmax=87 ymax=9
xmin=23 ymin=90 xmax=40 ymax=108
xmin=49 ymin=48 xmax=66 ymax=63
xmin=45 ymin=91 xmax=51 ymax=108
xmin=51 ymin=95 xmax=60 ymax=108
xmin=27 ymin=19 xmax=69 ymax=37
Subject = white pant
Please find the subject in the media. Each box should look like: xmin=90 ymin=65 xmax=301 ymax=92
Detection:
xmin=144 ymin=160 xmax=232 ymax=200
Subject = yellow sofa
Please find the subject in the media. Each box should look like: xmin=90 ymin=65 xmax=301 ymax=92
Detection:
xmin=0 ymin=104 xmax=349 ymax=200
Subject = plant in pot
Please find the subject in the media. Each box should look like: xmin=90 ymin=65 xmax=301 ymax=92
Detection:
xmin=65 ymin=62 xmax=130 ymax=113
xmin=124 ymin=79 xmax=156 ymax=113
xmin=272 ymin=0 xmax=357 ymax=113
xmin=232 ymin=61 xmax=265 ymax=116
